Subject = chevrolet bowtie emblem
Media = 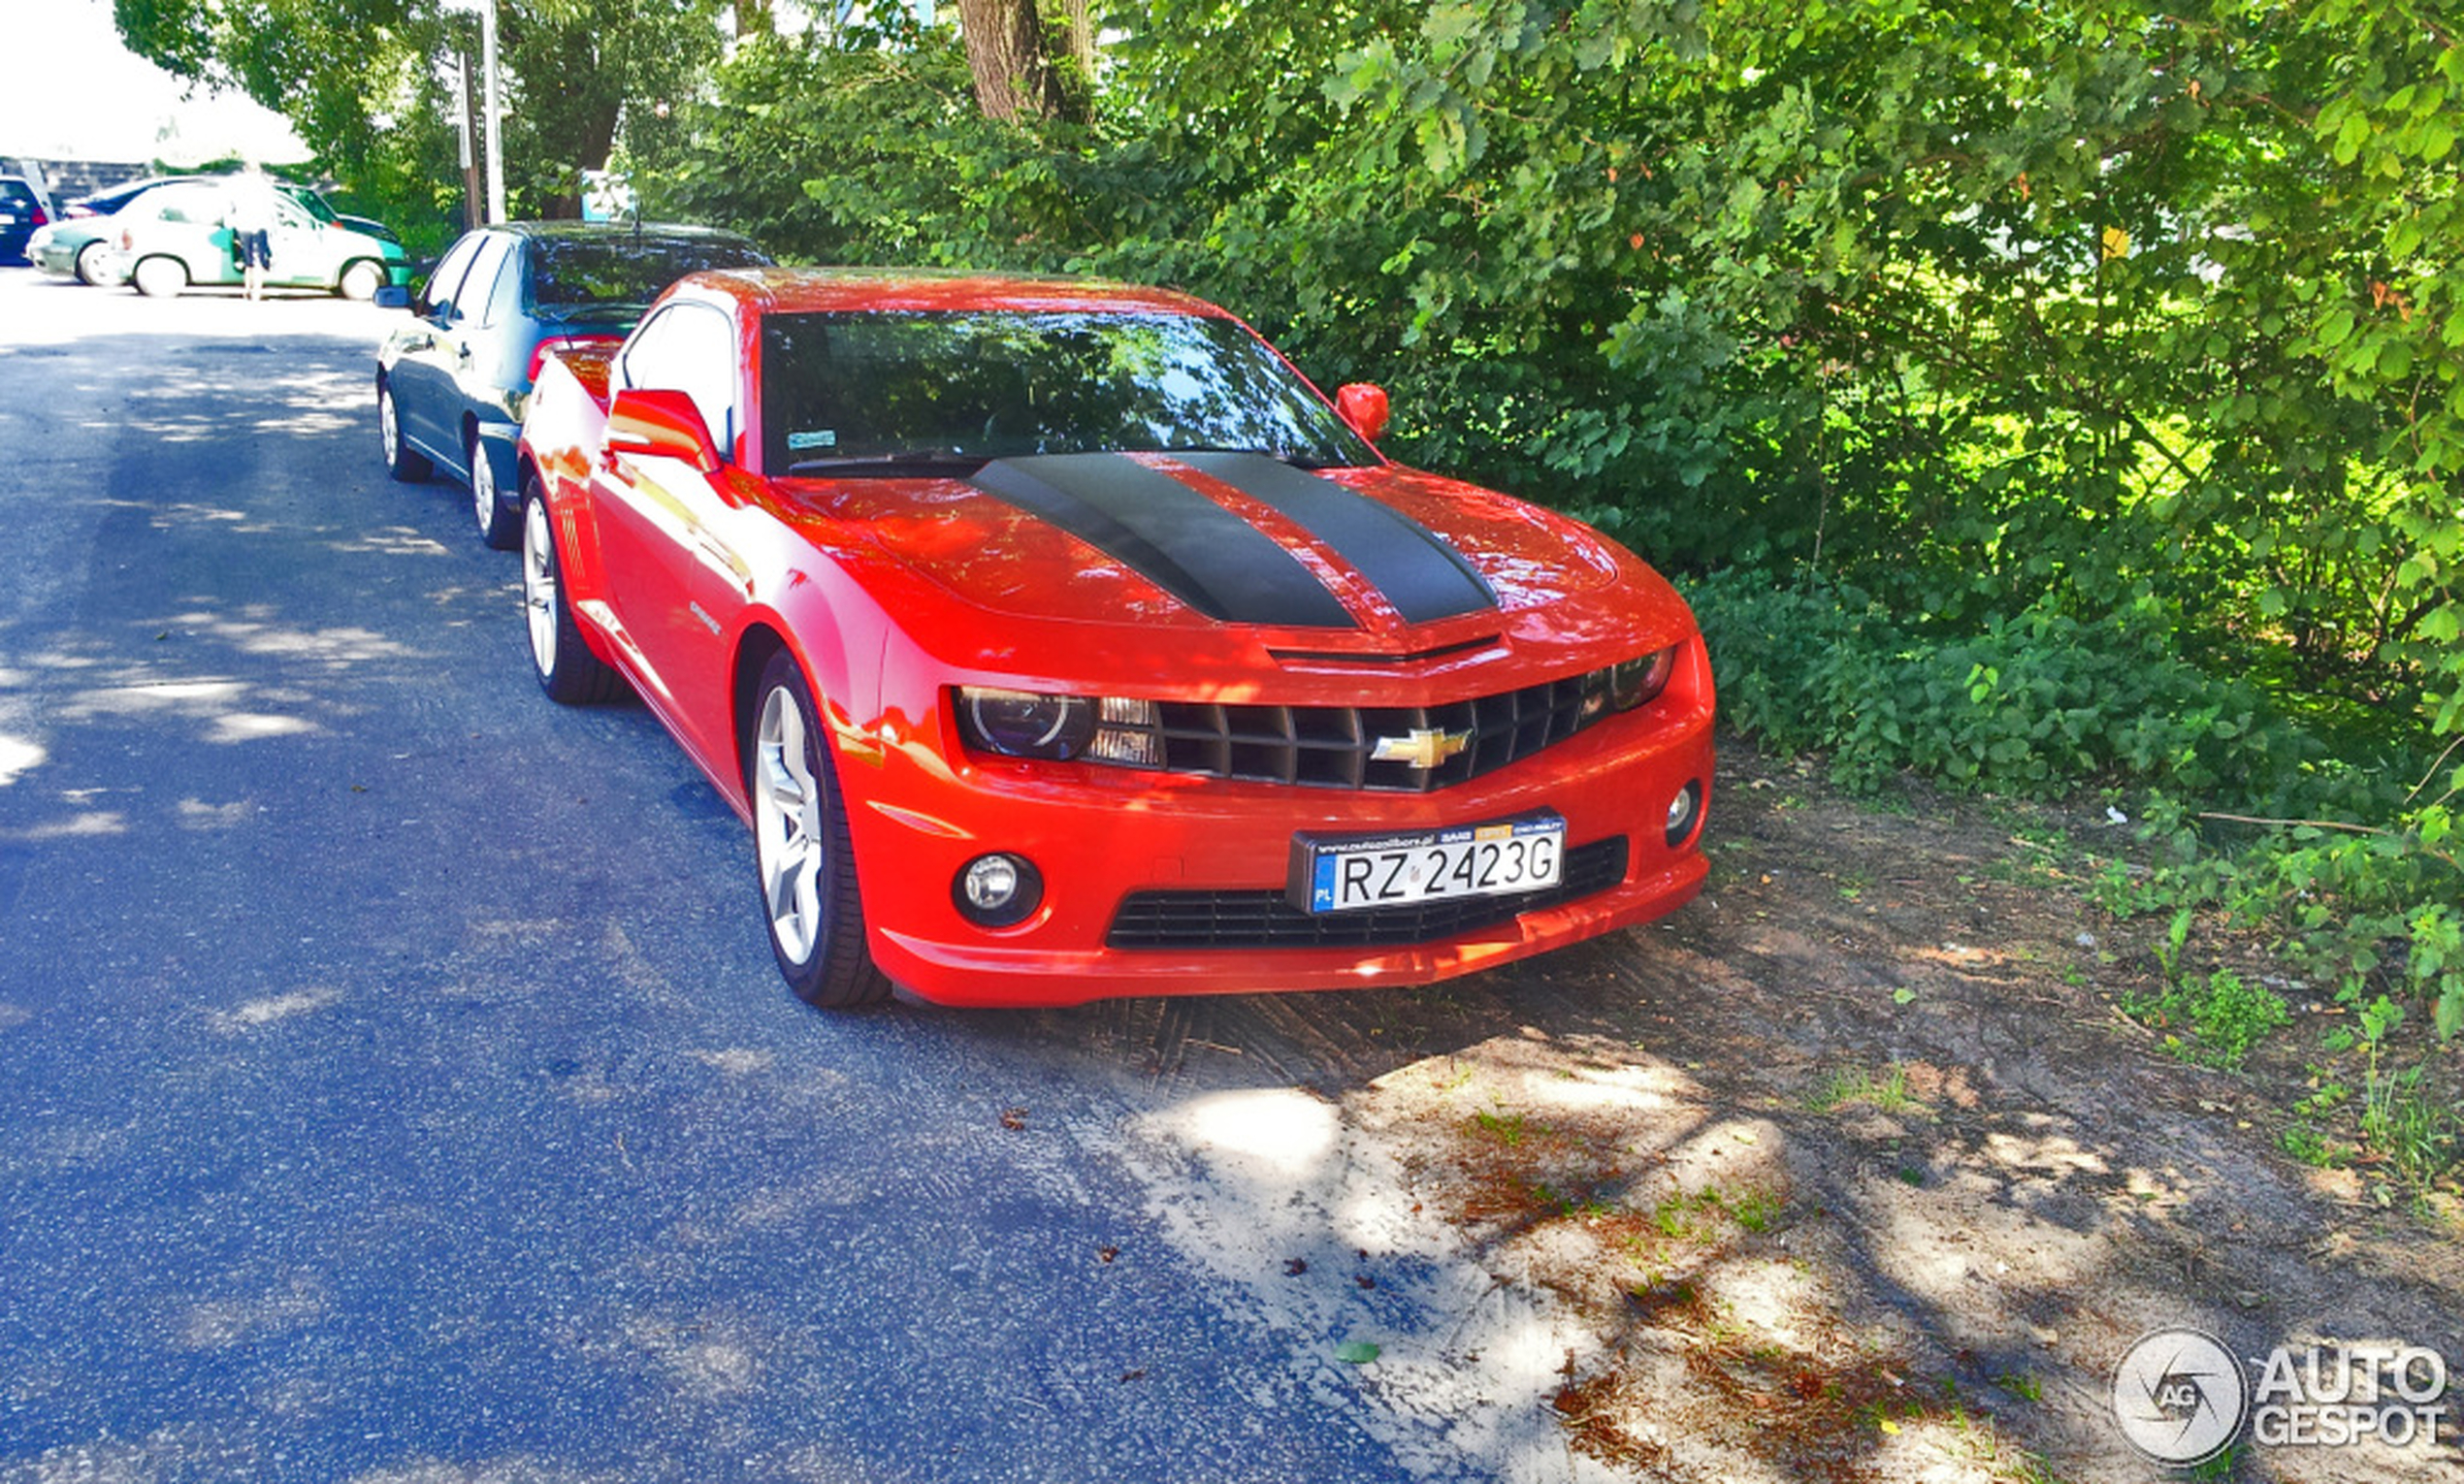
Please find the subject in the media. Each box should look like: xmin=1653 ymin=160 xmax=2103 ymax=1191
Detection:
xmin=1372 ymin=726 xmax=1474 ymax=769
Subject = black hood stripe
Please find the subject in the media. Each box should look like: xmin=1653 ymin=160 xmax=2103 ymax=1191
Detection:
xmin=1177 ymin=452 xmax=1499 ymax=625
xmin=971 ymin=453 xmax=1357 ymax=629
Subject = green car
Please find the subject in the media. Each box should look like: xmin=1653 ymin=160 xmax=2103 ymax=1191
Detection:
xmin=98 ymin=177 xmax=407 ymax=300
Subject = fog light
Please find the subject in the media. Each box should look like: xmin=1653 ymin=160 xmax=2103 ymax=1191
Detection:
xmin=1665 ymin=780 xmax=1703 ymax=848
xmin=955 ymin=853 xmax=1043 ymax=928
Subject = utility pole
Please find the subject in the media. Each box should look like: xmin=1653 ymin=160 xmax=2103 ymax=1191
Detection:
xmin=480 ymin=0 xmax=506 ymax=225
xmin=454 ymin=50 xmax=481 ymax=231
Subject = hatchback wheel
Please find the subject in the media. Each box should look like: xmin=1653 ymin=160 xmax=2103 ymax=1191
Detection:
xmin=131 ymin=256 xmax=186 ymax=298
xmin=73 ymin=241 xmax=108 ymax=286
xmin=377 ymin=380 xmax=432 ymax=482
xmin=338 ymin=260 xmax=384 ymax=301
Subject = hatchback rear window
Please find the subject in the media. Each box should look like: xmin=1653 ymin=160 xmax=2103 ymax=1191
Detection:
xmin=0 ymin=183 xmax=33 ymax=209
xmin=529 ymin=237 xmax=771 ymax=312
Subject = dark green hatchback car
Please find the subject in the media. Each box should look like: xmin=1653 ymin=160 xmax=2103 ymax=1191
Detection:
xmin=374 ymin=221 xmax=772 ymax=548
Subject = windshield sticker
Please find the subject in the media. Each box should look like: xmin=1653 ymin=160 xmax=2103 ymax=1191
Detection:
xmin=787 ymin=430 xmax=838 ymax=451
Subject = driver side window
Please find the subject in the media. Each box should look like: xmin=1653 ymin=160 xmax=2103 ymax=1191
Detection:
xmin=617 ymin=303 xmax=738 ymax=461
xmin=417 ymin=234 xmax=484 ymax=320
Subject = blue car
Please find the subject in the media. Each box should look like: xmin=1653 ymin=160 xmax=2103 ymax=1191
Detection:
xmin=0 ymin=176 xmax=59 ymax=265
xmin=374 ymin=220 xmax=772 ymax=548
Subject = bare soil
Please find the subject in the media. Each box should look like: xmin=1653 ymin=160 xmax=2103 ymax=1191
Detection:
xmin=1039 ymin=735 xmax=2464 ymax=1481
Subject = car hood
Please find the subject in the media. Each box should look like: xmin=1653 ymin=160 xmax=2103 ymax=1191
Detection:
xmin=774 ymin=451 xmax=1692 ymax=671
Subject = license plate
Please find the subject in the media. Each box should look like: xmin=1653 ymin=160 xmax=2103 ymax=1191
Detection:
xmin=1289 ymin=813 xmax=1567 ymax=915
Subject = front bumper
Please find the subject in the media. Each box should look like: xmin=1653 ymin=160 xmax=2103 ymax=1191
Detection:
xmin=842 ymin=671 xmax=1716 ymax=1007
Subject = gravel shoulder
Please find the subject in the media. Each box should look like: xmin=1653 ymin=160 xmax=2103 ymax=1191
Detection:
xmin=1034 ymin=735 xmax=2464 ymax=1482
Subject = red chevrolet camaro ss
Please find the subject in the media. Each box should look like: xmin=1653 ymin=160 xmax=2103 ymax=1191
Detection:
xmin=515 ymin=268 xmax=1714 ymax=1009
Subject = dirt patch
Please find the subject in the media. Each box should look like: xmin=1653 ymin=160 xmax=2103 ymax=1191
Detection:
xmin=1047 ymin=736 xmax=2464 ymax=1481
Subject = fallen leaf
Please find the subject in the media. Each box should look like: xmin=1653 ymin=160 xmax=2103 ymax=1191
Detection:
xmin=1336 ymin=1340 xmax=1380 ymax=1365
xmin=999 ymin=1108 xmax=1027 ymax=1131
xmin=1284 ymin=1257 xmax=1309 ymax=1276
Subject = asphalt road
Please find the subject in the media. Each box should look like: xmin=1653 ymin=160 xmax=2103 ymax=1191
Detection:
xmin=0 ymin=269 xmax=1677 ymax=1484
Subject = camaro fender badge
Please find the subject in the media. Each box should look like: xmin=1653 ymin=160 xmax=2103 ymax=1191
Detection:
xmin=1371 ymin=726 xmax=1475 ymax=769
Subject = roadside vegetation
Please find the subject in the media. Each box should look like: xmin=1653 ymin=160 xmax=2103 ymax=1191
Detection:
xmin=132 ymin=0 xmax=2461 ymax=1191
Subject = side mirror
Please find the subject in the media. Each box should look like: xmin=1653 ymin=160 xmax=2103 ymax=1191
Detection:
xmin=373 ymin=284 xmax=410 ymax=310
xmin=607 ymin=388 xmax=721 ymax=473
xmin=1336 ymin=382 xmax=1390 ymax=443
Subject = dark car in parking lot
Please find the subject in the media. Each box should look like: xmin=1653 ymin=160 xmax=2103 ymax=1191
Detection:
xmin=0 ymin=177 xmax=58 ymax=265
xmin=374 ymin=220 xmax=772 ymax=548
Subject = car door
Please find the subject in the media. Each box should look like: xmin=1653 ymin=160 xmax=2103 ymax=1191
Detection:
xmin=388 ymin=233 xmax=486 ymax=463
xmin=262 ymin=190 xmax=332 ymax=288
xmin=590 ymin=298 xmax=749 ymax=765
xmin=441 ymin=233 xmax=519 ymax=460
xmin=124 ymin=182 xmax=228 ymax=283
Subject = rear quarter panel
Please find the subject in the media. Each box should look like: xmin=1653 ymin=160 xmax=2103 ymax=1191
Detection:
xmin=520 ymin=343 xmax=623 ymax=627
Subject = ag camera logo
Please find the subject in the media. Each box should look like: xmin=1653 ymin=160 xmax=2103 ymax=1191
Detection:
xmin=2113 ymin=1328 xmax=2249 ymax=1467
xmin=2112 ymin=1326 xmax=2452 ymax=1465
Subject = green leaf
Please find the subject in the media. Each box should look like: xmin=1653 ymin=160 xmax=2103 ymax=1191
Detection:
xmin=1336 ymin=1340 xmax=1381 ymax=1365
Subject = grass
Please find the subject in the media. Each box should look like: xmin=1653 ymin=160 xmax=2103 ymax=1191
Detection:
xmin=1810 ymin=1062 xmax=1924 ymax=1115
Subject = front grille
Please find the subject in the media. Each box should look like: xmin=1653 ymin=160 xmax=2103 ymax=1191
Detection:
xmin=1106 ymin=836 xmax=1630 ymax=951
xmin=1136 ymin=672 xmax=1614 ymax=792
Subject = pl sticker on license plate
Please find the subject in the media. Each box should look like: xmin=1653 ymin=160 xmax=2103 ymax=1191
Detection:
xmin=1290 ymin=813 xmax=1567 ymax=915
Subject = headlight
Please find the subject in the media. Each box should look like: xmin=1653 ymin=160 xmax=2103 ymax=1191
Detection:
xmin=1608 ymin=647 xmax=1677 ymax=711
xmin=958 ymin=688 xmax=1095 ymax=759
xmin=955 ymin=689 xmax=1163 ymax=765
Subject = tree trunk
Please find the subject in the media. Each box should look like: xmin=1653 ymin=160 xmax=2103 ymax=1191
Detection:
xmin=955 ymin=0 xmax=1080 ymax=123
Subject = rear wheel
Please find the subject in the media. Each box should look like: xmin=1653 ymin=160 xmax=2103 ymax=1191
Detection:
xmin=521 ymin=480 xmax=623 ymax=705
xmin=469 ymin=431 xmax=519 ymax=549
xmin=131 ymin=256 xmax=185 ymax=298
xmin=377 ymin=380 xmax=431 ymax=482
xmin=749 ymin=649 xmax=892 ymax=1009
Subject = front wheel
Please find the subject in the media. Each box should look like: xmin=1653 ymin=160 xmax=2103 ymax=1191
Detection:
xmin=520 ymin=481 xmax=624 ymax=705
xmin=338 ymin=260 xmax=384 ymax=301
xmin=470 ymin=432 xmax=519 ymax=549
xmin=73 ymin=240 xmax=108 ymax=286
xmin=749 ymin=649 xmax=892 ymax=1009
xmin=377 ymin=380 xmax=432 ymax=482
xmin=131 ymin=256 xmax=186 ymax=298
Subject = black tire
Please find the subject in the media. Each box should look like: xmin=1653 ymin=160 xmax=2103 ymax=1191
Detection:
xmin=73 ymin=240 xmax=107 ymax=286
xmin=470 ymin=430 xmax=520 ymax=550
xmin=520 ymin=479 xmax=624 ymax=705
xmin=131 ymin=256 xmax=185 ymax=299
xmin=338 ymin=260 xmax=384 ymax=301
xmin=378 ymin=379 xmax=432 ymax=482
xmin=747 ymin=649 xmax=892 ymax=1009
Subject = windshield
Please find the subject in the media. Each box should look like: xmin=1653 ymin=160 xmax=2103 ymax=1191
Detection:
xmin=759 ymin=309 xmax=1376 ymax=474
xmin=277 ymin=185 xmax=339 ymax=224
xmin=530 ymin=236 xmax=771 ymax=313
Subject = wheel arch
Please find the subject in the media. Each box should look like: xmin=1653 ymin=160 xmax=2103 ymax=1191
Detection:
xmin=729 ymin=614 xmax=871 ymax=793
xmin=336 ymin=256 xmax=387 ymax=297
xmin=731 ymin=625 xmax=795 ymax=792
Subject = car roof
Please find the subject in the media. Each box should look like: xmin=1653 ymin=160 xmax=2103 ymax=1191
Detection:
xmin=484 ymin=220 xmax=762 ymax=245
xmin=670 ymin=267 xmax=1229 ymax=319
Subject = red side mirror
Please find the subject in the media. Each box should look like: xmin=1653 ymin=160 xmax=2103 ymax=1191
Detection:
xmin=1336 ymin=382 xmax=1390 ymax=443
xmin=606 ymin=388 xmax=720 ymax=473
